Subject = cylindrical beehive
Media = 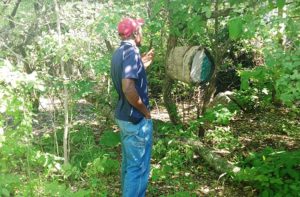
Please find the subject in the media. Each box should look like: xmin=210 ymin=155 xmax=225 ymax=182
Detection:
xmin=166 ymin=46 xmax=200 ymax=83
xmin=166 ymin=46 xmax=215 ymax=84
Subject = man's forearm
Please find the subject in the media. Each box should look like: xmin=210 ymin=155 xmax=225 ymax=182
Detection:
xmin=122 ymin=79 xmax=151 ymax=118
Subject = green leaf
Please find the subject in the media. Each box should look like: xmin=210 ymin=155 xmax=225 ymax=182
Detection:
xmin=228 ymin=17 xmax=243 ymax=40
xmin=240 ymin=76 xmax=250 ymax=90
xmin=229 ymin=0 xmax=237 ymax=5
xmin=99 ymin=131 xmax=120 ymax=147
xmin=72 ymin=189 xmax=91 ymax=197
xmin=202 ymin=6 xmax=212 ymax=18
xmin=262 ymin=189 xmax=270 ymax=197
xmin=268 ymin=0 xmax=275 ymax=9
xmin=1 ymin=188 xmax=10 ymax=197
xmin=277 ymin=0 xmax=285 ymax=9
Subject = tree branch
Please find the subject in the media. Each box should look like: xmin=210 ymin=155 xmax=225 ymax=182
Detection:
xmin=9 ymin=0 xmax=22 ymax=28
xmin=210 ymin=8 xmax=232 ymax=19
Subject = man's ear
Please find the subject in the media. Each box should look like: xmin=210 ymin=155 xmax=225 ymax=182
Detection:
xmin=133 ymin=31 xmax=138 ymax=38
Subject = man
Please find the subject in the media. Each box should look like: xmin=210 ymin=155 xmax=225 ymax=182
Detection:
xmin=110 ymin=17 xmax=154 ymax=197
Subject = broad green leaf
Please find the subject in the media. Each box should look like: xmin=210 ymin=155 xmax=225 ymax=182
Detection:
xmin=99 ymin=131 xmax=120 ymax=147
xmin=1 ymin=189 xmax=10 ymax=197
xmin=229 ymin=0 xmax=237 ymax=5
xmin=228 ymin=17 xmax=243 ymax=40
xmin=262 ymin=189 xmax=270 ymax=197
xmin=277 ymin=0 xmax=285 ymax=9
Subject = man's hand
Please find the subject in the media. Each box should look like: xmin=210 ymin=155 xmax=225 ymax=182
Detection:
xmin=144 ymin=112 xmax=151 ymax=119
xmin=142 ymin=49 xmax=154 ymax=69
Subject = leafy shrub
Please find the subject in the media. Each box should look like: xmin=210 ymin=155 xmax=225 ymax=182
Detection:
xmin=264 ymin=46 xmax=300 ymax=106
xmin=44 ymin=181 xmax=90 ymax=197
xmin=62 ymin=164 xmax=82 ymax=181
xmin=99 ymin=131 xmax=120 ymax=147
xmin=239 ymin=42 xmax=300 ymax=108
xmin=234 ymin=88 xmax=270 ymax=111
xmin=85 ymin=155 xmax=119 ymax=177
xmin=0 ymin=174 xmax=20 ymax=197
xmin=202 ymin=104 xmax=238 ymax=126
xmin=205 ymin=126 xmax=241 ymax=151
xmin=235 ymin=148 xmax=300 ymax=197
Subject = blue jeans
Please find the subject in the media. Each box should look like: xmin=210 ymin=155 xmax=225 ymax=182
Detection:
xmin=116 ymin=118 xmax=153 ymax=197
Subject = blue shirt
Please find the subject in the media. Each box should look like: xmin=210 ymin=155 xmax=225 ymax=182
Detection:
xmin=111 ymin=40 xmax=149 ymax=124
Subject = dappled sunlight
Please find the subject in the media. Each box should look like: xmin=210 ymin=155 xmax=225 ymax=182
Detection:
xmin=124 ymin=65 xmax=134 ymax=74
xmin=0 ymin=128 xmax=5 ymax=148
xmin=1 ymin=0 xmax=299 ymax=196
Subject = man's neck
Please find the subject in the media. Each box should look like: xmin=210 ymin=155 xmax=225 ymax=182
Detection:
xmin=122 ymin=39 xmax=136 ymax=46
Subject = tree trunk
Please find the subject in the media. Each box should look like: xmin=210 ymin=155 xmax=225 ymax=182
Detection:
xmin=271 ymin=5 xmax=284 ymax=106
xmin=182 ymin=138 xmax=240 ymax=174
xmin=17 ymin=0 xmax=43 ymax=112
xmin=163 ymin=35 xmax=181 ymax=125
xmin=54 ymin=0 xmax=70 ymax=166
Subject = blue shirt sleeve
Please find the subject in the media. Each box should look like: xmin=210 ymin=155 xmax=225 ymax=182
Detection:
xmin=122 ymin=47 xmax=139 ymax=79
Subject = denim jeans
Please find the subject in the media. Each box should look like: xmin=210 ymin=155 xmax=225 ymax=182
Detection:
xmin=116 ymin=118 xmax=153 ymax=197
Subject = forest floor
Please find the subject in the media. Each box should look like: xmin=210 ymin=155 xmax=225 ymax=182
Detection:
xmin=33 ymin=99 xmax=300 ymax=196
xmin=150 ymin=106 xmax=300 ymax=197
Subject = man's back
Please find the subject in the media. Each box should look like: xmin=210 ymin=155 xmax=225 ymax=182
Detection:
xmin=111 ymin=40 xmax=149 ymax=124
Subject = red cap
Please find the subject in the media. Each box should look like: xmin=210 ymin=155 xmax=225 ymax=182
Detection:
xmin=118 ymin=18 xmax=144 ymax=38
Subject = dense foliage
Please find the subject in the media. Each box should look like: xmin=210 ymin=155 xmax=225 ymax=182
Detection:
xmin=0 ymin=0 xmax=299 ymax=196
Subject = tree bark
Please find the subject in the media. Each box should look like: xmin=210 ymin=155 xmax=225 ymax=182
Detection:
xmin=182 ymin=138 xmax=240 ymax=174
xmin=18 ymin=0 xmax=43 ymax=112
xmin=163 ymin=35 xmax=181 ymax=125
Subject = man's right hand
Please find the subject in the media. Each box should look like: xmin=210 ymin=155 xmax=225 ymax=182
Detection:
xmin=145 ymin=112 xmax=151 ymax=119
